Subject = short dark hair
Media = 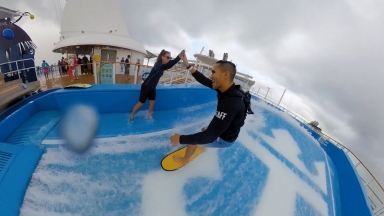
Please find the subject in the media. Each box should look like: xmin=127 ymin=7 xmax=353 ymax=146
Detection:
xmin=216 ymin=60 xmax=236 ymax=81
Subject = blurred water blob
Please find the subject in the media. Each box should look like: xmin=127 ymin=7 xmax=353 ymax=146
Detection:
xmin=61 ymin=104 xmax=99 ymax=153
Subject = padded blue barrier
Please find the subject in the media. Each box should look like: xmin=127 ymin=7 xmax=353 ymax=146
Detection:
xmin=0 ymin=88 xmax=60 ymax=122
xmin=0 ymin=100 xmax=38 ymax=142
xmin=320 ymin=141 xmax=372 ymax=215
xmin=0 ymin=142 xmax=43 ymax=216
xmin=52 ymin=84 xmax=217 ymax=113
xmin=0 ymin=84 xmax=216 ymax=142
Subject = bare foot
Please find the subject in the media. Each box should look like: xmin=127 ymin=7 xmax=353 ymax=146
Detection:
xmin=173 ymin=155 xmax=187 ymax=164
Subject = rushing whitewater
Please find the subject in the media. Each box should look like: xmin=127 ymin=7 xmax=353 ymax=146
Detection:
xmin=19 ymin=99 xmax=340 ymax=216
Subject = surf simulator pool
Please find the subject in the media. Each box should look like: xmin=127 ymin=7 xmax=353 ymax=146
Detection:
xmin=0 ymin=84 xmax=372 ymax=216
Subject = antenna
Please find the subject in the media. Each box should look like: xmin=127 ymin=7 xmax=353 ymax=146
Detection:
xmin=200 ymin=46 xmax=204 ymax=54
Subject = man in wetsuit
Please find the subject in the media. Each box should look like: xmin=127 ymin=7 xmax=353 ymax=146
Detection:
xmin=170 ymin=54 xmax=249 ymax=164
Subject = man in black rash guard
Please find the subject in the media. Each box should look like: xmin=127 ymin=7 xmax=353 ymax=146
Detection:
xmin=129 ymin=49 xmax=185 ymax=122
xmin=170 ymin=53 xmax=247 ymax=164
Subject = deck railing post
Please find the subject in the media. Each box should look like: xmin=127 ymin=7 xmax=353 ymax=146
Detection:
xmin=170 ymin=72 xmax=174 ymax=85
xmin=184 ymin=70 xmax=189 ymax=84
xmin=278 ymin=89 xmax=286 ymax=105
xmin=374 ymin=205 xmax=384 ymax=215
xmin=93 ymin=61 xmax=97 ymax=84
xmin=364 ymin=178 xmax=374 ymax=188
xmin=113 ymin=63 xmax=116 ymax=84
xmin=264 ymin=87 xmax=270 ymax=99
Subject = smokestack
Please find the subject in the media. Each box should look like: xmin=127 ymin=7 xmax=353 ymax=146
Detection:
xmin=209 ymin=50 xmax=215 ymax=58
xmin=223 ymin=53 xmax=228 ymax=61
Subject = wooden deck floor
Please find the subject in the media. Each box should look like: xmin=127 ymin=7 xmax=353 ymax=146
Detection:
xmin=0 ymin=79 xmax=41 ymax=112
xmin=39 ymin=73 xmax=196 ymax=91
xmin=39 ymin=74 xmax=143 ymax=90
xmin=0 ymin=72 xmax=197 ymax=113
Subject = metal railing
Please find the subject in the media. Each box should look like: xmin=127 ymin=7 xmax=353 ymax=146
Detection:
xmin=0 ymin=58 xmax=38 ymax=81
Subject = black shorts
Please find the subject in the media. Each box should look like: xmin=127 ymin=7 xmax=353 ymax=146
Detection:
xmin=139 ymin=84 xmax=156 ymax=103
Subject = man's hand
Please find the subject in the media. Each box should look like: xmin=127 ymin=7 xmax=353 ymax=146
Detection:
xmin=182 ymin=54 xmax=189 ymax=67
xmin=170 ymin=133 xmax=181 ymax=147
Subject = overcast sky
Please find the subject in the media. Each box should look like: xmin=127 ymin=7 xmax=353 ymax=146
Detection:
xmin=3 ymin=0 xmax=384 ymax=187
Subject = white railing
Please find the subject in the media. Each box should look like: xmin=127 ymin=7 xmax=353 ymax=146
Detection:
xmin=0 ymin=58 xmax=38 ymax=82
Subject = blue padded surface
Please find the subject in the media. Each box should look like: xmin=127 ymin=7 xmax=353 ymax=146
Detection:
xmin=52 ymin=84 xmax=217 ymax=113
xmin=320 ymin=141 xmax=373 ymax=216
xmin=0 ymin=142 xmax=43 ymax=216
xmin=0 ymin=100 xmax=38 ymax=142
xmin=0 ymin=88 xmax=60 ymax=122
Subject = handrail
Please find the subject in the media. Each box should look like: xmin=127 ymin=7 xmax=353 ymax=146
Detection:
xmin=1 ymin=66 xmax=37 ymax=75
xmin=0 ymin=58 xmax=35 ymax=66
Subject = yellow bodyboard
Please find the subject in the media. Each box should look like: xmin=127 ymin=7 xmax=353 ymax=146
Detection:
xmin=64 ymin=83 xmax=92 ymax=89
xmin=161 ymin=146 xmax=205 ymax=171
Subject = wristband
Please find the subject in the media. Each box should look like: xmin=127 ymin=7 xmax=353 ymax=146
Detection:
xmin=186 ymin=65 xmax=192 ymax=69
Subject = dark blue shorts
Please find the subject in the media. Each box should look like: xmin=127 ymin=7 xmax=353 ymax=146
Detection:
xmin=139 ymin=84 xmax=156 ymax=103
xmin=198 ymin=138 xmax=234 ymax=148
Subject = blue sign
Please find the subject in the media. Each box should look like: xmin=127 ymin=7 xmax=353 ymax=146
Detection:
xmin=100 ymin=64 xmax=113 ymax=84
xmin=2 ymin=28 xmax=14 ymax=40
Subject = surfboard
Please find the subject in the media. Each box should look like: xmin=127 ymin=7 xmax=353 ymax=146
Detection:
xmin=161 ymin=146 xmax=205 ymax=171
xmin=64 ymin=83 xmax=92 ymax=89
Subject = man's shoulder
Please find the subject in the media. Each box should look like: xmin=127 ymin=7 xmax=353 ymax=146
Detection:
xmin=218 ymin=96 xmax=245 ymax=113
xmin=220 ymin=93 xmax=244 ymax=104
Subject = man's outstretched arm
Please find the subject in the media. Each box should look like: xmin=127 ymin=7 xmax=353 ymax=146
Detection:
xmin=181 ymin=56 xmax=213 ymax=89
xmin=190 ymin=69 xmax=213 ymax=89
